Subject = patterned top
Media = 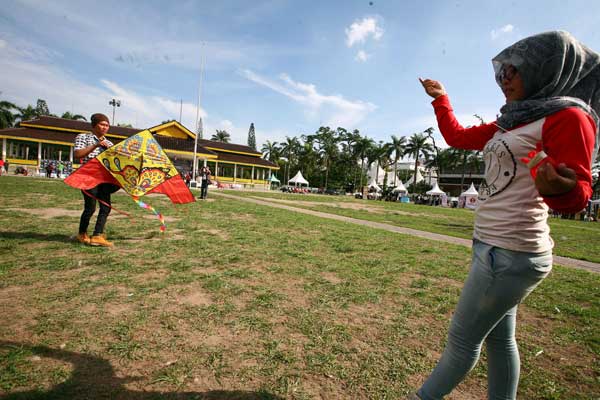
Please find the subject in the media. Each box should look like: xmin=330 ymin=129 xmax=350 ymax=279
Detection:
xmin=74 ymin=132 xmax=114 ymax=165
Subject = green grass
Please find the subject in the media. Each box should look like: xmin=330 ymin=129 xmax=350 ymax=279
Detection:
xmin=0 ymin=176 xmax=598 ymax=399
xmin=223 ymin=189 xmax=600 ymax=263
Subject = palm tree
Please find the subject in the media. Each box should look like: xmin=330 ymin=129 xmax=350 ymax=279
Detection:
xmin=388 ymin=135 xmax=407 ymax=187
xmin=379 ymin=142 xmax=395 ymax=191
xmin=352 ymin=135 xmax=375 ymax=191
xmin=61 ymin=111 xmax=87 ymax=121
xmin=309 ymin=127 xmax=339 ymax=190
xmin=261 ymin=140 xmax=280 ymax=162
xmin=280 ymin=136 xmax=300 ymax=183
xmin=15 ymin=105 xmax=38 ymax=124
xmin=211 ymin=129 xmax=231 ymax=143
xmin=0 ymin=101 xmax=19 ymax=129
xmin=405 ymin=132 xmax=434 ymax=187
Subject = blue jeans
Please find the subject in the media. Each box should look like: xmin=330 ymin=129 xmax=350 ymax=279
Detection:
xmin=417 ymin=240 xmax=552 ymax=400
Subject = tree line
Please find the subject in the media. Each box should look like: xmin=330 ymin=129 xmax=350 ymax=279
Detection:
xmin=260 ymin=126 xmax=485 ymax=194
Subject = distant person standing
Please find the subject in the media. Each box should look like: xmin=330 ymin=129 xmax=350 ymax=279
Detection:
xmin=73 ymin=113 xmax=118 ymax=247
xmin=199 ymin=165 xmax=211 ymax=199
xmin=4 ymin=160 xmax=9 ymax=174
xmin=45 ymin=162 xmax=54 ymax=178
xmin=56 ymin=161 xmax=64 ymax=178
xmin=0 ymin=159 xmax=4 ymax=176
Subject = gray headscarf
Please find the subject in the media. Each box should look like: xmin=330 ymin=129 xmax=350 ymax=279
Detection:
xmin=493 ymin=30 xmax=600 ymax=164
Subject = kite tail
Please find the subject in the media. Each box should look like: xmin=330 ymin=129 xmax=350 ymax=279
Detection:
xmin=132 ymin=196 xmax=166 ymax=232
xmin=82 ymin=189 xmax=133 ymax=218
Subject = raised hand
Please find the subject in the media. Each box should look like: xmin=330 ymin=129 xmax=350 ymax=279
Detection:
xmin=419 ymin=77 xmax=447 ymax=99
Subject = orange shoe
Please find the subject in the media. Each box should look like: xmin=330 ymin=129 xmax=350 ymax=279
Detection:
xmin=77 ymin=233 xmax=91 ymax=245
xmin=90 ymin=234 xmax=114 ymax=247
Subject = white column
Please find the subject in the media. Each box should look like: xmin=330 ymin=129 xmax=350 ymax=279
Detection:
xmin=69 ymin=147 xmax=73 ymax=162
xmin=37 ymin=142 xmax=42 ymax=173
xmin=2 ymin=138 xmax=6 ymax=160
xmin=58 ymin=150 xmax=62 ymax=161
xmin=233 ymin=164 xmax=237 ymax=182
xmin=251 ymin=166 xmax=255 ymax=183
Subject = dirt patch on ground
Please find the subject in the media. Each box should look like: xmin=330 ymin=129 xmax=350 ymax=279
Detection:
xmin=320 ymin=272 xmax=343 ymax=285
xmin=176 ymin=289 xmax=213 ymax=307
xmin=6 ymin=207 xmax=82 ymax=219
xmin=194 ymin=228 xmax=229 ymax=241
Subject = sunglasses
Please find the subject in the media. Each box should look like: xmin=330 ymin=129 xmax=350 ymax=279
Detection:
xmin=497 ymin=65 xmax=518 ymax=83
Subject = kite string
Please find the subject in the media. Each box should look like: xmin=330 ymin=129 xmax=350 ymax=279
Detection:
xmin=132 ymin=196 xmax=166 ymax=232
xmin=82 ymin=189 xmax=133 ymax=218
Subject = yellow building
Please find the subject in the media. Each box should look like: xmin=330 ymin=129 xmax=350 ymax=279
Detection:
xmin=0 ymin=116 xmax=279 ymax=187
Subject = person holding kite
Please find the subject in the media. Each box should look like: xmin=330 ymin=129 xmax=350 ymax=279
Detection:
xmin=414 ymin=31 xmax=598 ymax=399
xmin=73 ymin=113 xmax=119 ymax=247
xmin=66 ymin=118 xmax=195 ymax=245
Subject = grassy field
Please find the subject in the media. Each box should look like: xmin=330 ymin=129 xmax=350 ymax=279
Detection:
xmin=0 ymin=176 xmax=598 ymax=399
xmin=223 ymin=190 xmax=600 ymax=263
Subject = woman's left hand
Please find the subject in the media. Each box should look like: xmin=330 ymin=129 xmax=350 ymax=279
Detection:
xmin=535 ymin=162 xmax=577 ymax=196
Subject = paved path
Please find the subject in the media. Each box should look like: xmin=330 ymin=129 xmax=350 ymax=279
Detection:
xmin=212 ymin=192 xmax=600 ymax=274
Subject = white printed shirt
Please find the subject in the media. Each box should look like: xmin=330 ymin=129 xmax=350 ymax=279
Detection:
xmin=74 ymin=132 xmax=114 ymax=165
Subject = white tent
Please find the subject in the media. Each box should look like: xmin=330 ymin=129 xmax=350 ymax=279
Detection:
xmin=367 ymin=179 xmax=381 ymax=192
xmin=405 ymin=168 xmax=425 ymax=185
xmin=392 ymin=180 xmax=408 ymax=193
xmin=460 ymin=182 xmax=479 ymax=209
xmin=426 ymin=182 xmax=445 ymax=196
xmin=288 ymin=171 xmax=309 ymax=186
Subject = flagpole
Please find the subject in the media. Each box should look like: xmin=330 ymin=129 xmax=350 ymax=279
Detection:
xmin=192 ymin=43 xmax=206 ymax=182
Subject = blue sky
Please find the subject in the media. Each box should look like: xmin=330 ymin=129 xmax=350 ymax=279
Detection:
xmin=1 ymin=0 xmax=599 ymax=150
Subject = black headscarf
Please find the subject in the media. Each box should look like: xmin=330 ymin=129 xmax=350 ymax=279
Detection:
xmin=493 ymin=31 xmax=600 ymax=163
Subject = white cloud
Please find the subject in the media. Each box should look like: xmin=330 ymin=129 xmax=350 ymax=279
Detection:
xmin=345 ymin=17 xmax=383 ymax=47
xmin=491 ymin=24 xmax=514 ymax=40
xmin=355 ymin=50 xmax=370 ymax=62
xmin=0 ymin=39 xmax=206 ymax=131
xmin=240 ymin=69 xmax=377 ymax=129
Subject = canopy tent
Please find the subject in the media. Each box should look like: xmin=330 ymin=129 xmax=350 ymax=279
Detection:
xmin=288 ymin=171 xmax=309 ymax=186
xmin=405 ymin=168 xmax=424 ymax=185
xmin=367 ymin=179 xmax=381 ymax=192
xmin=269 ymin=174 xmax=281 ymax=183
xmin=392 ymin=180 xmax=408 ymax=193
xmin=460 ymin=182 xmax=479 ymax=209
xmin=426 ymin=182 xmax=445 ymax=196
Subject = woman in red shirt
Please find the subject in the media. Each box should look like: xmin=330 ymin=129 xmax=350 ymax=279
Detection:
xmin=412 ymin=31 xmax=598 ymax=400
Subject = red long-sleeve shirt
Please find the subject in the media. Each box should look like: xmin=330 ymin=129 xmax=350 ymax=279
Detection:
xmin=432 ymin=95 xmax=594 ymax=214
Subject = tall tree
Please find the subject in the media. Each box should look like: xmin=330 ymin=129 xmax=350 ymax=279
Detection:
xmin=0 ymin=100 xmax=19 ymax=129
xmin=353 ymin=135 xmax=375 ymax=190
xmin=389 ymin=135 xmax=407 ymax=186
xmin=405 ymin=132 xmax=434 ymax=187
xmin=280 ymin=136 xmax=300 ymax=183
xmin=35 ymin=99 xmax=50 ymax=116
xmin=61 ymin=111 xmax=87 ymax=121
xmin=247 ymin=123 xmax=256 ymax=150
xmin=261 ymin=140 xmax=280 ymax=162
xmin=211 ymin=129 xmax=231 ymax=143
xmin=309 ymin=127 xmax=339 ymax=190
xmin=16 ymin=105 xmax=38 ymax=123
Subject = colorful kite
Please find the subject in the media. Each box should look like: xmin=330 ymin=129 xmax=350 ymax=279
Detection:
xmin=65 ymin=130 xmax=195 ymax=231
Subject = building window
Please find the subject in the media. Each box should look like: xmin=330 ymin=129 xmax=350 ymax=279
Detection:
xmin=254 ymin=167 xmax=266 ymax=180
xmin=7 ymin=139 xmax=38 ymax=160
xmin=237 ymin=166 xmax=251 ymax=180
xmin=42 ymin=143 xmax=71 ymax=161
xmin=218 ymin=164 xmax=234 ymax=178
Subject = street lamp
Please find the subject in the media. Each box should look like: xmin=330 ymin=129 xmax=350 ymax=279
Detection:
xmin=109 ymin=99 xmax=121 ymax=124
